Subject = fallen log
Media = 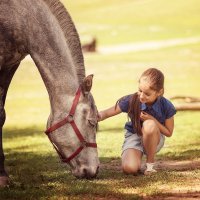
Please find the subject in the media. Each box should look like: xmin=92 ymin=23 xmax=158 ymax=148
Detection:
xmin=170 ymin=96 xmax=200 ymax=111
xmin=170 ymin=96 xmax=200 ymax=103
xmin=174 ymin=103 xmax=200 ymax=111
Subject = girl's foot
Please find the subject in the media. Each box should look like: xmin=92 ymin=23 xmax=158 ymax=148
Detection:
xmin=144 ymin=163 xmax=157 ymax=175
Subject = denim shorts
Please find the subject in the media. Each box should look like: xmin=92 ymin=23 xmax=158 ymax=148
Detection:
xmin=122 ymin=130 xmax=165 ymax=155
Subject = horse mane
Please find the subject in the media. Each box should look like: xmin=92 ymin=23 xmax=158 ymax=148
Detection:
xmin=43 ymin=0 xmax=85 ymax=84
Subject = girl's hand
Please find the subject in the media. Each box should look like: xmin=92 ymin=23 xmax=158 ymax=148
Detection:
xmin=140 ymin=111 xmax=154 ymax=121
xmin=97 ymin=105 xmax=122 ymax=122
xmin=97 ymin=112 xmax=103 ymax=122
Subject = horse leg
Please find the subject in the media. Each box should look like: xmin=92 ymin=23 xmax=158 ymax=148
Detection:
xmin=0 ymin=64 xmax=19 ymax=186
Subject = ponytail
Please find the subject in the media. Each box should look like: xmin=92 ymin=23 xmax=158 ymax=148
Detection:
xmin=128 ymin=93 xmax=142 ymax=136
xmin=116 ymin=93 xmax=142 ymax=136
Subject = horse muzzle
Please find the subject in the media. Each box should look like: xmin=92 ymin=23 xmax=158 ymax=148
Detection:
xmin=72 ymin=165 xmax=99 ymax=179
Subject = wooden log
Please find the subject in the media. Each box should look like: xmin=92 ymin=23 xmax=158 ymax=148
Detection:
xmin=174 ymin=103 xmax=200 ymax=111
xmin=170 ymin=96 xmax=200 ymax=111
xmin=170 ymin=96 xmax=200 ymax=103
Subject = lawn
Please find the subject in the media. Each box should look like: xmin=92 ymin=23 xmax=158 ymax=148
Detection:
xmin=64 ymin=0 xmax=200 ymax=45
xmin=1 ymin=0 xmax=200 ymax=199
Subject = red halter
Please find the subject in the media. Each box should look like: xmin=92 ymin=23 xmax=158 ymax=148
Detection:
xmin=45 ymin=87 xmax=97 ymax=163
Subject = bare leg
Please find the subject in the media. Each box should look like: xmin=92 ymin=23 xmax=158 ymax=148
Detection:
xmin=0 ymin=64 xmax=19 ymax=186
xmin=142 ymin=119 xmax=160 ymax=163
xmin=122 ymin=149 xmax=142 ymax=175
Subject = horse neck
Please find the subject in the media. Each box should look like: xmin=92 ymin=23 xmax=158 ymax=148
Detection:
xmin=43 ymin=0 xmax=86 ymax=85
xmin=36 ymin=56 xmax=79 ymax=113
xmin=32 ymin=50 xmax=79 ymax=118
xmin=24 ymin=0 xmax=81 ymax=117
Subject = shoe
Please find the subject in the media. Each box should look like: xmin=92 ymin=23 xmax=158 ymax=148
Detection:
xmin=144 ymin=163 xmax=157 ymax=175
xmin=144 ymin=168 xmax=157 ymax=175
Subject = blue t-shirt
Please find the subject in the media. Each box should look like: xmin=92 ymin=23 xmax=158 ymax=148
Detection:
xmin=118 ymin=94 xmax=176 ymax=136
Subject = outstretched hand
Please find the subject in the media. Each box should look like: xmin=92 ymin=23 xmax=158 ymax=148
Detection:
xmin=97 ymin=112 xmax=103 ymax=122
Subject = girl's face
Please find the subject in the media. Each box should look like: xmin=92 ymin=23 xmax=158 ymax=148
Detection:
xmin=138 ymin=77 xmax=162 ymax=105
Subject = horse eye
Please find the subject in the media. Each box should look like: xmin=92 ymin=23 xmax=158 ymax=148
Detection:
xmin=88 ymin=119 xmax=97 ymax=127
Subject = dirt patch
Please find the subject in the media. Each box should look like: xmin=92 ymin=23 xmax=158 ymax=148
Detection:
xmin=100 ymin=158 xmax=200 ymax=171
xmin=143 ymin=191 xmax=200 ymax=200
xmin=156 ymin=159 xmax=200 ymax=171
xmin=100 ymin=159 xmax=122 ymax=171
xmin=100 ymin=159 xmax=200 ymax=199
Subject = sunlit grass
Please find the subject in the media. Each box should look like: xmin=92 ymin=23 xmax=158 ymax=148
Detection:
xmin=63 ymin=0 xmax=200 ymax=45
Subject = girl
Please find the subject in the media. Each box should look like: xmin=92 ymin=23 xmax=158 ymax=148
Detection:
xmin=98 ymin=68 xmax=176 ymax=175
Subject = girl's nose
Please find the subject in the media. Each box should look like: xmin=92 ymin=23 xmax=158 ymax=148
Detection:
xmin=140 ymin=92 xmax=144 ymax=98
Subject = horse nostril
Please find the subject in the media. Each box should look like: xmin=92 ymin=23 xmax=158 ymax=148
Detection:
xmin=83 ymin=168 xmax=87 ymax=176
xmin=82 ymin=168 xmax=90 ymax=179
xmin=96 ymin=166 xmax=99 ymax=175
xmin=82 ymin=166 xmax=99 ymax=179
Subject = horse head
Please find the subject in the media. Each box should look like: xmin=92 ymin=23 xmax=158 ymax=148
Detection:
xmin=45 ymin=75 xmax=99 ymax=179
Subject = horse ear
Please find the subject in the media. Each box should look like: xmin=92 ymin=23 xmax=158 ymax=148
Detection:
xmin=81 ymin=74 xmax=94 ymax=95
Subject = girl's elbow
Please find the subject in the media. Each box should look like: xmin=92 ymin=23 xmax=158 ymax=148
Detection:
xmin=166 ymin=131 xmax=173 ymax=137
xmin=166 ymin=134 xmax=172 ymax=138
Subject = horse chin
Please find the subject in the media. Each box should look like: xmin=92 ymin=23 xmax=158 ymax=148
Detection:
xmin=71 ymin=165 xmax=99 ymax=179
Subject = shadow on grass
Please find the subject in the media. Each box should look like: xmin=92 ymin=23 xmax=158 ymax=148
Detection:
xmin=1 ymin=126 xmax=200 ymax=200
xmin=158 ymin=144 xmax=200 ymax=161
xmin=1 ymin=153 xmax=142 ymax=200
xmin=3 ymin=126 xmax=44 ymax=139
xmin=1 ymin=155 xmax=199 ymax=200
xmin=0 ymin=126 xmax=140 ymax=200
xmin=162 ymin=149 xmax=200 ymax=160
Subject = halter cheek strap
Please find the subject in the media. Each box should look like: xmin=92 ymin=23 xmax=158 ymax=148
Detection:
xmin=45 ymin=87 xmax=97 ymax=163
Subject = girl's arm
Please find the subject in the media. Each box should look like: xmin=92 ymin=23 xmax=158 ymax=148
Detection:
xmin=153 ymin=116 xmax=174 ymax=137
xmin=98 ymin=104 xmax=122 ymax=121
xmin=140 ymin=112 xmax=174 ymax=137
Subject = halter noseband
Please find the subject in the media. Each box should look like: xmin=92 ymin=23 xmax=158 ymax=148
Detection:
xmin=45 ymin=87 xmax=97 ymax=163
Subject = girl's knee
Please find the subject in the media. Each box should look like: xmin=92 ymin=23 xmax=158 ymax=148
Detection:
xmin=142 ymin=119 xmax=158 ymax=136
xmin=121 ymin=149 xmax=142 ymax=175
xmin=122 ymin=163 xmax=140 ymax=175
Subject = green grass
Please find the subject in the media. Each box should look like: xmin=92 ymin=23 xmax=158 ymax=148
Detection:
xmin=1 ymin=0 xmax=200 ymax=199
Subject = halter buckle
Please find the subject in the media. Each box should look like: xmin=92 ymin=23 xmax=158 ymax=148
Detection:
xmin=67 ymin=115 xmax=74 ymax=123
xmin=81 ymin=140 xmax=87 ymax=148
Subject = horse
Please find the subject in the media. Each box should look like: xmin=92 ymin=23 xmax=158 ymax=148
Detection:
xmin=0 ymin=0 xmax=99 ymax=186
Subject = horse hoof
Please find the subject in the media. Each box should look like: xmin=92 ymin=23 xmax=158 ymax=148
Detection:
xmin=0 ymin=176 xmax=9 ymax=187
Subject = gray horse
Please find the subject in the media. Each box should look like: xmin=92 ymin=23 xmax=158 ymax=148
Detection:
xmin=0 ymin=0 xmax=99 ymax=186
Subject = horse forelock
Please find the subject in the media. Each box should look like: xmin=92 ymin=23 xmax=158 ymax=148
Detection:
xmin=43 ymin=0 xmax=85 ymax=84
